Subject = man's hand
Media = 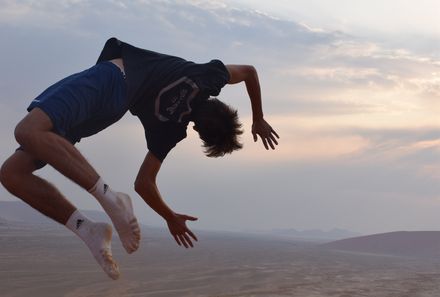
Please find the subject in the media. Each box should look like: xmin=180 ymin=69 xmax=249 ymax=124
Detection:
xmin=252 ymin=118 xmax=279 ymax=150
xmin=136 ymin=153 xmax=199 ymax=248
xmin=225 ymin=65 xmax=279 ymax=150
xmin=166 ymin=213 xmax=198 ymax=248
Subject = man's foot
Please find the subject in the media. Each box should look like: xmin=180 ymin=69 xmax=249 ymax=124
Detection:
xmin=89 ymin=178 xmax=141 ymax=254
xmin=82 ymin=222 xmax=120 ymax=280
xmin=106 ymin=192 xmax=141 ymax=254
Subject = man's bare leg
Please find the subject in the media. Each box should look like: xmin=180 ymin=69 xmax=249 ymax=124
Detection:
xmin=1 ymin=150 xmax=75 ymax=224
xmin=0 ymin=150 xmax=120 ymax=279
xmin=14 ymin=108 xmax=99 ymax=190
xmin=13 ymin=108 xmax=140 ymax=253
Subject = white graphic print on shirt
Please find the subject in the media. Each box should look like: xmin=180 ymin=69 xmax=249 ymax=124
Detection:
xmin=155 ymin=77 xmax=199 ymax=123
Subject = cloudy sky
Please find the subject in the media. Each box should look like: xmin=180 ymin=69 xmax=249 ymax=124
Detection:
xmin=0 ymin=0 xmax=439 ymax=234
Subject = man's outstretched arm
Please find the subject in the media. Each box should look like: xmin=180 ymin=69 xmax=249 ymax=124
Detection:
xmin=225 ymin=64 xmax=279 ymax=150
xmin=134 ymin=152 xmax=198 ymax=248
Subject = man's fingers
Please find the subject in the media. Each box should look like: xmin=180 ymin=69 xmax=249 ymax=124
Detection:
xmin=173 ymin=234 xmax=182 ymax=246
xmin=253 ymin=132 xmax=258 ymax=142
xmin=179 ymin=234 xmax=189 ymax=248
xmin=183 ymin=215 xmax=198 ymax=221
xmin=174 ymin=231 xmax=196 ymax=248
xmin=270 ymin=134 xmax=278 ymax=146
xmin=261 ymin=136 xmax=269 ymax=150
xmin=187 ymin=229 xmax=198 ymax=242
xmin=256 ymin=130 xmax=279 ymax=150
xmin=271 ymin=128 xmax=280 ymax=139
xmin=267 ymin=138 xmax=275 ymax=150
xmin=183 ymin=233 xmax=193 ymax=248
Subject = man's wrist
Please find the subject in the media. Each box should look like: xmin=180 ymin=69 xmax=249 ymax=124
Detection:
xmin=252 ymin=115 xmax=264 ymax=123
xmin=164 ymin=212 xmax=177 ymax=222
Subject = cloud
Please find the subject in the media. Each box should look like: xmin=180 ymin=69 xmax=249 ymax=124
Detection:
xmin=2 ymin=0 xmax=438 ymax=164
xmin=1 ymin=0 xmax=440 ymax=233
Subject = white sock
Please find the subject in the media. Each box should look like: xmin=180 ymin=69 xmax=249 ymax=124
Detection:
xmin=88 ymin=178 xmax=141 ymax=254
xmin=66 ymin=210 xmax=93 ymax=239
xmin=88 ymin=178 xmax=118 ymax=206
xmin=66 ymin=210 xmax=120 ymax=280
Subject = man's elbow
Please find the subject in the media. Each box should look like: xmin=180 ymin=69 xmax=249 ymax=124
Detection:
xmin=248 ymin=65 xmax=257 ymax=76
xmin=134 ymin=178 xmax=151 ymax=195
xmin=241 ymin=65 xmax=257 ymax=82
xmin=134 ymin=181 xmax=142 ymax=195
xmin=246 ymin=65 xmax=256 ymax=72
xmin=238 ymin=65 xmax=256 ymax=78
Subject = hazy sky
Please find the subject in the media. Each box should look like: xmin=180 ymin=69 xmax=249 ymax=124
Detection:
xmin=0 ymin=0 xmax=439 ymax=234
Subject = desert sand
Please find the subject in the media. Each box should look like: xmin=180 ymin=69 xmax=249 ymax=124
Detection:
xmin=2 ymin=223 xmax=440 ymax=297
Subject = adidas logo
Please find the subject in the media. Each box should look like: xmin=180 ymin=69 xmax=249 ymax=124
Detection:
xmin=76 ymin=219 xmax=84 ymax=229
xmin=103 ymin=184 xmax=109 ymax=194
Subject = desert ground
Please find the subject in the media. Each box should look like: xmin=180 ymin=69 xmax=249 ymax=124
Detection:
xmin=2 ymin=223 xmax=440 ymax=297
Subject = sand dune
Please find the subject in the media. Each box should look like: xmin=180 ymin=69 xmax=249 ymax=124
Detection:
xmin=322 ymin=231 xmax=440 ymax=258
xmin=0 ymin=201 xmax=111 ymax=224
xmin=3 ymin=221 xmax=440 ymax=297
xmin=3 ymin=201 xmax=440 ymax=296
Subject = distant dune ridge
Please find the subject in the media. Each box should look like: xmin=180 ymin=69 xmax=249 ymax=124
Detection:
xmin=268 ymin=228 xmax=360 ymax=241
xmin=0 ymin=201 xmax=111 ymax=225
xmin=322 ymin=231 xmax=440 ymax=258
xmin=3 ymin=201 xmax=440 ymax=260
xmin=0 ymin=201 xmax=360 ymax=240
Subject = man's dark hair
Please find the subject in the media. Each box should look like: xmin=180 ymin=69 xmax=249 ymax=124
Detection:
xmin=192 ymin=98 xmax=243 ymax=157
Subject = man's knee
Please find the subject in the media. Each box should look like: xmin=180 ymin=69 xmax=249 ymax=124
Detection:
xmin=0 ymin=162 xmax=6 ymax=187
xmin=0 ymin=159 xmax=19 ymax=192
xmin=14 ymin=108 xmax=54 ymax=147
xmin=14 ymin=120 xmax=34 ymax=147
xmin=0 ymin=152 xmax=37 ymax=193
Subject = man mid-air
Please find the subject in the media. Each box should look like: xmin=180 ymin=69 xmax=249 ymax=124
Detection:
xmin=0 ymin=38 xmax=279 ymax=279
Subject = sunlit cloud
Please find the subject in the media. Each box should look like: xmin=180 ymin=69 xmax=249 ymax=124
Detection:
xmin=1 ymin=0 xmax=439 ymax=233
xmin=0 ymin=0 xmax=32 ymax=23
xmin=243 ymin=134 xmax=370 ymax=163
xmin=420 ymin=165 xmax=440 ymax=180
xmin=282 ymin=66 xmax=381 ymax=83
xmin=0 ymin=0 xmax=89 ymax=28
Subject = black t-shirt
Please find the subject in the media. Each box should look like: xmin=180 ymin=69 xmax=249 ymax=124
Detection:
xmin=97 ymin=38 xmax=230 ymax=162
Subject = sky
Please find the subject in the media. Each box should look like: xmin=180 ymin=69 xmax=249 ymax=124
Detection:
xmin=0 ymin=0 xmax=439 ymax=235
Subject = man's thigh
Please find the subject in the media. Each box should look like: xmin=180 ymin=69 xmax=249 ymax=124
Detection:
xmin=14 ymin=108 xmax=78 ymax=170
xmin=16 ymin=107 xmax=54 ymax=134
